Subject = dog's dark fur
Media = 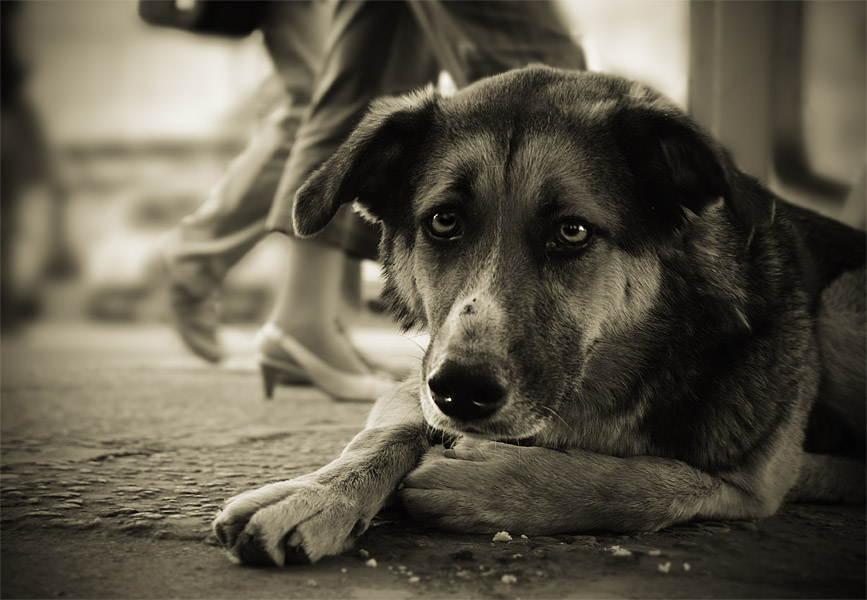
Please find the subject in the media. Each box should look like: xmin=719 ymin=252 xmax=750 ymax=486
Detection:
xmin=213 ymin=67 xmax=866 ymax=566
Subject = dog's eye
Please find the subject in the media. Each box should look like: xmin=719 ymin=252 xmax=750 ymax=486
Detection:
xmin=553 ymin=219 xmax=592 ymax=248
xmin=427 ymin=211 xmax=462 ymax=239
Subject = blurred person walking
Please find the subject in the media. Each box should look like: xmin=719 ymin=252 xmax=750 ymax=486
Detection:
xmin=157 ymin=1 xmax=586 ymax=401
xmin=149 ymin=1 xmax=329 ymax=363
xmin=2 ymin=0 xmax=75 ymax=331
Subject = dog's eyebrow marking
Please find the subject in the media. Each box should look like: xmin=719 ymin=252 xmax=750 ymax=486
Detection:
xmin=537 ymin=181 xmax=569 ymax=214
xmin=446 ymin=167 xmax=477 ymax=203
xmin=414 ymin=129 xmax=505 ymax=216
xmin=536 ymin=181 xmax=593 ymax=223
xmin=414 ymin=165 xmax=478 ymax=218
xmin=531 ymin=165 xmax=619 ymax=235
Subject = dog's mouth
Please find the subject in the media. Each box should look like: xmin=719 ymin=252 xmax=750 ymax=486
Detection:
xmin=423 ymin=425 xmax=535 ymax=448
xmin=439 ymin=421 xmax=545 ymax=445
xmin=462 ymin=427 xmax=539 ymax=446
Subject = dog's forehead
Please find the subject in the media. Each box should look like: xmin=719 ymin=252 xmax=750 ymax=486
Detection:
xmin=414 ymin=96 xmax=626 ymax=229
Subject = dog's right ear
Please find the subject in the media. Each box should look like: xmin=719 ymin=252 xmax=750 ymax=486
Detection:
xmin=293 ymin=88 xmax=438 ymax=237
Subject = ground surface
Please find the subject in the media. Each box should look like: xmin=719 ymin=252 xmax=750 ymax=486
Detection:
xmin=2 ymin=323 xmax=865 ymax=599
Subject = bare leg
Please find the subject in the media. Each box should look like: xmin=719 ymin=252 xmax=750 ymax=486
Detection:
xmin=266 ymin=235 xmax=370 ymax=375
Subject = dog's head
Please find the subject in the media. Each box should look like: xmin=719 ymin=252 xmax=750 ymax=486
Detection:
xmin=293 ymin=67 xmax=775 ymax=447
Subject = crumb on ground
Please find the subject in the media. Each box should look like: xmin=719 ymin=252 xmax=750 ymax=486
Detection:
xmin=493 ymin=531 xmax=512 ymax=542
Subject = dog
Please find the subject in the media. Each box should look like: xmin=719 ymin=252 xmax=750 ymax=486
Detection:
xmin=212 ymin=66 xmax=866 ymax=567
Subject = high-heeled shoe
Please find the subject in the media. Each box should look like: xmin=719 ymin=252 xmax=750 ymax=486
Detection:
xmin=256 ymin=323 xmax=398 ymax=402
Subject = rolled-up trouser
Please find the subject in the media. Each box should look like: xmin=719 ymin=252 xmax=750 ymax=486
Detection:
xmin=162 ymin=0 xmax=328 ymax=293
xmin=266 ymin=0 xmax=587 ymax=261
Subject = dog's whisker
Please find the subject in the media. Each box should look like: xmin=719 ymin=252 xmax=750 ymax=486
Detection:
xmin=402 ymin=338 xmax=427 ymax=351
xmin=540 ymin=406 xmax=574 ymax=436
xmin=391 ymin=353 xmax=426 ymax=361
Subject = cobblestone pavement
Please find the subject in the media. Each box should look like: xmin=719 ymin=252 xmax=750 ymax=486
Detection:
xmin=2 ymin=324 xmax=865 ymax=599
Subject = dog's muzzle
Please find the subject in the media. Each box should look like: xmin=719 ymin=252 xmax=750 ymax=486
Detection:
xmin=427 ymin=359 xmax=507 ymax=422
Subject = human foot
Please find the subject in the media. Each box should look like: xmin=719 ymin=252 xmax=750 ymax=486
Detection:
xmin=256 ymin=323 xmax=396 ymax=401
xmin=160 ymin=244 xmax=222 ymax=363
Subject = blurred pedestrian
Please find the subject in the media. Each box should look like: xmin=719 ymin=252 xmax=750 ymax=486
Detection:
xmin=152 ymin=1 xmax=329 ymax=363
xmin=2 ymin=0 xmax=75 ymax=331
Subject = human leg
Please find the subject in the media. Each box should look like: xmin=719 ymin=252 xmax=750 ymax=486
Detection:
xmin=265 ymin=235 xmax=370 ymax=375
xmin=161 ymin=1 xmax=328 ymax=362
xmin=255 ymin=1 xmax=437 ymax=398
xmin=161 ymin=110 xmax=293 ymax=362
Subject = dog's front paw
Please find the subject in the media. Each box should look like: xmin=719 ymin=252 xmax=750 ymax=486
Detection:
xmin=400 ymin=440 xmax=547 ymax=533
xmin=212 ymin=477 xmax=363 ymax=566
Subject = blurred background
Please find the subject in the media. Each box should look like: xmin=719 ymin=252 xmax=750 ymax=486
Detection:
xmin=2 ymin=0 xmax=865 ymax=332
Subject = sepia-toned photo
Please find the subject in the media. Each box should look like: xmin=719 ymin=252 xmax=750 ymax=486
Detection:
xmin=2 ymin=1 xmax=864 ymax=598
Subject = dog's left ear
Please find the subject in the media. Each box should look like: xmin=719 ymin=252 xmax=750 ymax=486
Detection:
xmin=615 ymin=98 xmax=776 ymax=239
xmin=293 ymin=88 xmax=438 ymax=237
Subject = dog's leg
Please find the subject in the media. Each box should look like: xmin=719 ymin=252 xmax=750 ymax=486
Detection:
xmin=212 ymin=383 xmax=428 ymax=566
xmin=786 ymin=453 xmax=866 ymax=503
xmin=806 ymin=268 xmax=867 ymax=456
xmin=401 ymin=439 xmax=802 ymax=534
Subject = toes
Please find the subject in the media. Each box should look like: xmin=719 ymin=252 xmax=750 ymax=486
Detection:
xmin=286 ymin=503 xmax=358 ymax=563
xmin=213 ymin=509 xmax=259 ymax=550
xmin=213 ymin=479 xmax=361 ymax=567
xmin=212 ymin=516 xmax=242 ymax=549
xmin=212 ymin=481 xmax=299 ymax=550
xmin=235 ymin=529 xmax=280 ymax=567
xmin=442 ymin=441 xmax=490 ymax=461
xmin=282 ymin=530 xmax=312 ymax=565
xmin=230 ymin=525 xmax=312 ymax=567
xmin=445 ymin=438 xmax=515 ymax=461
xmin=232 ymin=498 xmax=315 ymax=566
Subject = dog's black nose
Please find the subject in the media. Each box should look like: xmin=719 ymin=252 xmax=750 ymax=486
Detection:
xmin=428 ymin=361 xmax=506 ymax=421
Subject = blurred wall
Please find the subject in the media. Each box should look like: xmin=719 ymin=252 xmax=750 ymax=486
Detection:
xmin=6 ymin=0 xmax=693 ymax=324
xmin=18 ymin=0 xmax=273 ymax=145
xmin=562 ymin=0 xmax=689 ymax=106
xmin=5 ymin=0 xmax=862 ymax=325
xmin=17 ymin=0 xmax=690 ymax=147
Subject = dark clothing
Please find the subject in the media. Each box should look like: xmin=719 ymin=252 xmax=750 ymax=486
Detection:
xmin=168 ymin=0 xmax=585 ymax=271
